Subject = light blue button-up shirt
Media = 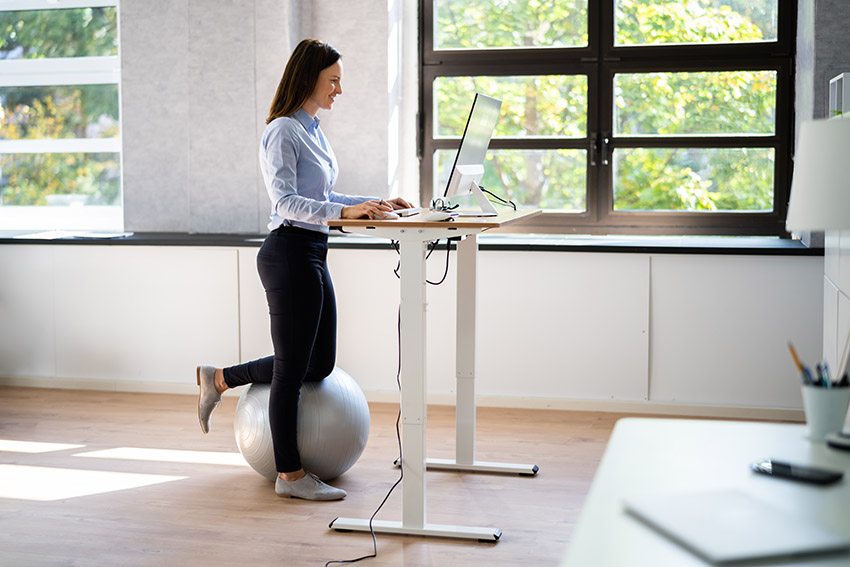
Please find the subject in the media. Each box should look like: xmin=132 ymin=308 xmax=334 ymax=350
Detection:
xmin=259 ymin=108 xmax=369 ymax=233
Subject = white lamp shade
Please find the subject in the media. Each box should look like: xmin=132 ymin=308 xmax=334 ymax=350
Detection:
xmin=786 ymin=117 xmax=850 ymax=232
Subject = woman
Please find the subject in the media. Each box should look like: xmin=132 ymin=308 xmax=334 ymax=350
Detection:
xmin=196 ymin=39 xmax=410 ymax=501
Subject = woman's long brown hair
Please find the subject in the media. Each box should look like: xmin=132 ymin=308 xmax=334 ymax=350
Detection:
xmin=266 ymin=39 xmax=341 ymax=124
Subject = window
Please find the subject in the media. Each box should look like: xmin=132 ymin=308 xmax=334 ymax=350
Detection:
xmin=0 ymin=0 xmax=121 ymax=231
xmin=420 ymin=0 xmax=795 ymax=235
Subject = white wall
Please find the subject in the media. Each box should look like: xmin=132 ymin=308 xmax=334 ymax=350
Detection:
xmin=0 ymin=243 xmax=822 ymax=420
xmin=120 ymin=0 xmax=404 ymax=233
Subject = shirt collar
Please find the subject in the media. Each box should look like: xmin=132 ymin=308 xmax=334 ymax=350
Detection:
xmin=294 ymin=108 xmax=320 ymax=132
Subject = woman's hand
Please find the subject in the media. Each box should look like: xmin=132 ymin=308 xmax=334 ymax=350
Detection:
xmin=341 ymin=200 xmax=394 ymax=220
xmin=387 ymin=197 xmax=413 ymax=210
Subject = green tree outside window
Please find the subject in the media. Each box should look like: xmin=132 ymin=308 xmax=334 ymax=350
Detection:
xmin=432 ymin=0 xmax=780 ymax=215
xmin=0 ymin=7 xmax=120 ymax=208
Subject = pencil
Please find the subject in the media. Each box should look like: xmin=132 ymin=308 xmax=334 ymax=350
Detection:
xmin=787 ymin=342 xmax=804 ymax=373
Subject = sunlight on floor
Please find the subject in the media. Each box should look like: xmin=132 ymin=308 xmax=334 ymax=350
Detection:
xmin=74 ymin=447 xmax=248 ymax=466
xmin=0 ymin=464 xmax=187 ymax=501
xmin=0 ymin=439 xmax=86 ymax=453
xmin=1 ymin=439 xmax=247 ymax=501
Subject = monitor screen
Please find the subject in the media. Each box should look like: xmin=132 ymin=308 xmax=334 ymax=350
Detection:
xmin=443 ymin=93 xmax=502 ymax=198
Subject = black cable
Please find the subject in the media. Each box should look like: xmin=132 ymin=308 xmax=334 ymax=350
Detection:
xmin=324 ymin=310 xmax=405 ymax=567
xmin=390 ymin=238 xmax=451 ymax=286
xmin=430 ymin=197 xmax=459 ymax=211
xmin=390 ymin=240 xmax=402 ymax=279
xmin=479 ymin=186 xmax=517 ymax=210
xmin=427 ymin=238 xmax=451 ymax=286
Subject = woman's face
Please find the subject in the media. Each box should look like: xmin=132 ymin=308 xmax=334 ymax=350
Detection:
xmin=305 ymin=60 xmax=343 ymax=115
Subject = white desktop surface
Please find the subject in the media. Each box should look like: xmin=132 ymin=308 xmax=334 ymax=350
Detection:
xmin=562 ymin=418 xmax=850 ymax=566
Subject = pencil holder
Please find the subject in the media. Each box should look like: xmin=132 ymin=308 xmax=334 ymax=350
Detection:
xmin=801 ymin=384 xmax=850 ymax=441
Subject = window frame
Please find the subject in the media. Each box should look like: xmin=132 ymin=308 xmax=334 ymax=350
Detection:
xmin=0 ymin=0 xmax=122 ymax=231
xmin=419 ymin=1 xmax=797 ymax=236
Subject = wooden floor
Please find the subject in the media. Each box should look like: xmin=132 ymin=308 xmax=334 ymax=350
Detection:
xmin=0 ymin=386 xmax=639 ymax=567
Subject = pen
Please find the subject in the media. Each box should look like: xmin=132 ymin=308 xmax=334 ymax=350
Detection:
xmin=803 ymin=366 xmax=816 ymax=386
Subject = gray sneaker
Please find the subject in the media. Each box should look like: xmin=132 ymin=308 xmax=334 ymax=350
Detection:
xmin=196 ymin=365 xmax=221 ymax=434
xmin=275 ymin=472 xmax=347 ymax=501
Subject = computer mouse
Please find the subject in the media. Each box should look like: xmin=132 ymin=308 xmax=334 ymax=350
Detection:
xmin=422 ymin=211 xmax=455 ymax=222
xmin=379 ymin=211 xmax=400 ymax=219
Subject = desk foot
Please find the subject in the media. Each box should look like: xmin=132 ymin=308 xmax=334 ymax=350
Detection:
xmin=394 ymin=457 xmax=539 ymax=476
xmin=329 ymin=517 xmax=501 ymax=542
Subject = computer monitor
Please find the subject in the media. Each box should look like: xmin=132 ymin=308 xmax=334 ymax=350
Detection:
xmin=443 ymin=93 xmax=502 ymax=217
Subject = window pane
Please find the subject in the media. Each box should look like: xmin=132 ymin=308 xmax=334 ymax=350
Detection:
xmin=0 ymin=7 xmax=118 ymax=60
xmin=615 ymin=0 xmax=778 ymax=47
xmin=612 ymin=147 xmax=774 ymax=212
xmin=0 ymin=152 xmax=120 ymax=206
xmin=615 ymin=71 xmax=776 ymax=136
xmin=435 ymin=148 xmax=587 ymax=211
xmin=434 ymin=0 xmax=588 ymax=50
xmin=434 ymin=75 xmax=587 ymax=138
xmin=1 ymin=85 xmax=120 ymax=139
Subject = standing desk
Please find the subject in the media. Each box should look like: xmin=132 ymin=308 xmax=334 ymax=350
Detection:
xmin=327 ymin=209 xmax=540 ymax=541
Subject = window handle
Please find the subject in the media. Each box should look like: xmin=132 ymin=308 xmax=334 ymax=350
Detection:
xmin=601 ymin=134 xmax=611 ymax=166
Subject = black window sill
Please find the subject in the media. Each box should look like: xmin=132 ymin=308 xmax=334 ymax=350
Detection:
xmin=0 ymin=230 xmax=822 ymax=256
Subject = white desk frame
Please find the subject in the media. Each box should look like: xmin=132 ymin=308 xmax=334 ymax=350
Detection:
xmin=327 ymin=212 xmax=539 ymax=541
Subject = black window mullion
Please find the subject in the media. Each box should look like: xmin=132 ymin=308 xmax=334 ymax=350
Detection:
xmin=594 ymin=5 xmax=613 ymax=226
xmin=773 ymin=57 xmax=794 ymax=224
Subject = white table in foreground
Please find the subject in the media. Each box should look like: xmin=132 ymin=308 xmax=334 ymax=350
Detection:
xmin=327 ymin=210 xmax=540 ymax=541
xmin=562 ymin=418 xmax=850 ymax=566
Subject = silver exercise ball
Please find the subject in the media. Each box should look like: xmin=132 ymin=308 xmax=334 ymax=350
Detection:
xmin=233 ymin=367 xmax=370 ymax=481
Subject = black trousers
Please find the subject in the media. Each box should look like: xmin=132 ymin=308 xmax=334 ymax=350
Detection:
xmin=222 ymin=226 xmax=336 ymax=474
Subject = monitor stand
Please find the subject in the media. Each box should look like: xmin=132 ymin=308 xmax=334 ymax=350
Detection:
xmin=454 ymin=184 xmax=499 ymax=217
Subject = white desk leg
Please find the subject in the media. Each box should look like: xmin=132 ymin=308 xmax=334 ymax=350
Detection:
xmin=456 ymin=233 xmax=478 ymax=466
xmin=423 ymin=234 xmax=539 ymax=477
xmin=330 ymin=236 xmax=500 ymax=541
xmin=399 ymin=238 xmax=427 ymax=529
